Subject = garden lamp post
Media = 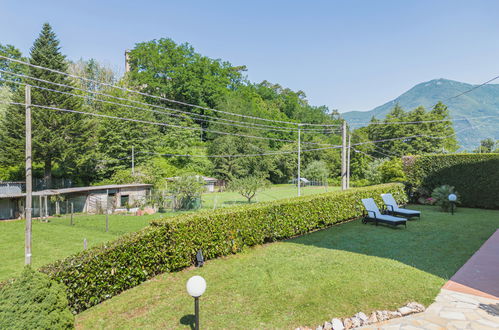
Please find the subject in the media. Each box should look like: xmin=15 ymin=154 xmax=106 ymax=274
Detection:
xmin=186 ymin=275 xmax=206 ymax=330
xmin=448 ymin=194 xmax=457 ymax=215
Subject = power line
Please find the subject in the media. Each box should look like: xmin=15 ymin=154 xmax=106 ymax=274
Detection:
xmin=346 ymin=73 xmax=499 ymax=127
xmin=137 ymin=145 xmax=343 ymax=159
xmin=0 ymin=55 xmax=340 ymax=127
xmin=446 ymin=75 xmax=499 ymax=101
xmin=0 ymin=72 xmax=335 ymax=133
xmin=2 ymin=101 xmax=337 ymax=146
xmin=0 ymin=76 xmax=309 ymax=134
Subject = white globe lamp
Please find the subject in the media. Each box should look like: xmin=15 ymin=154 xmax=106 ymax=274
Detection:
xmin=186 ymin=276 xmax=206 ymax=330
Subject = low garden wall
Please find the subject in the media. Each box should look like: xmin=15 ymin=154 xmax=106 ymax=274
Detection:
xmin=40 ymin=183 xmax=406 ymax=313
xmin=403 ymin=154 xmax=499 ymax=209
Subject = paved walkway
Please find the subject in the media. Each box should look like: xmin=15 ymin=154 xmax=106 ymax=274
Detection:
xmin=362 ymin=229 xmax=499 ymax=329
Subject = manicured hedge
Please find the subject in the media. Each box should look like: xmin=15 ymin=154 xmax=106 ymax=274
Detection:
xmin=40 ymin=183 xmax=406 ymax=313
xmin=403 ymin=154 xmax=499 ymax=209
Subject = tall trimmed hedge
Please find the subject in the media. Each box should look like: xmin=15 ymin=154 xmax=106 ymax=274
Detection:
xmin=40 ymin=183 xmax=406 ymax=313
xmin=403 ymin=154 xmax=499 ymax=209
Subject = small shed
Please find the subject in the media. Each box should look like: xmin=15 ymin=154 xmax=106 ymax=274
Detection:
xmin=0 ymin=183 xmax=153 ymax=220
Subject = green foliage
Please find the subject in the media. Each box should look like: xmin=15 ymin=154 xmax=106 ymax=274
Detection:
xmin=40 ymin=183 xmax=405 ymax=313
xmin=363 ymin=158 xmax=386 ymax=184
xmin=0 ymin=23 xmax=92 ymax=187
xmin=342 ymin=78 xmax=499 ymax=150
xmin=302 ymin=160 xmax=329 ymax=181
xmin=0 ymin=43 xmax=27 ymax=92
xmin=169 ymin=174 xmax=205 ymax=210
xmin=227 ymin=176 xmax=271 ymax=203
xmin=0 ymin=267 xmax=73 ymax=329
xmin=473 ymin=138 xmax=498 ymax=153
xmin=379 ymin=158 xmax=406 ymax=183
xmin=431 ymin=185 xmax=459 ymax=212
xmin=365 ymin=102 xmax=458 ymax=156
xmin=403 ymin=154 xmax=499 ymax=209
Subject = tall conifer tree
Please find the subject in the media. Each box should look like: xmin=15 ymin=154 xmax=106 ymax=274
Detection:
xmin=0 ymin=23 xmax=91 ymax=187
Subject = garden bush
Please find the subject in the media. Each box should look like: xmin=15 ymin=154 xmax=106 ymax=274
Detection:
xmin=40 ymin=183 xmax=406 ymax=313
xmin=0 ymin=267 xmax=73 ymax=329
xmin=431 ymin=185 xmax=459 ymax=212
xmin=403 ymin=154 xmax=499 ymax=209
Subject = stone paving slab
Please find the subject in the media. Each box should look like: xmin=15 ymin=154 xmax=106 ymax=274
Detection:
xmin=360 ymin=289 xmax=499 ymax=329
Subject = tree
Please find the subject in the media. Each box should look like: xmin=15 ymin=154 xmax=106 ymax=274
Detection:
xmin=379 ymin=158 xmax=406 ymax=183
xmin=365 ymin=102 xmax=458 ymax=156
xmin=303 ymin=160 xmax=329 ymax=181
xmin=0 ymin=43 xmax=27 ymax=91
xmin=0 ymin=23 xmax=92 ymax=187
xmin=169 ymin=174 xmax=205 ymax=210
xmin=228 ymin=176 xmax=270 ymax=203
xmin=474 ymin=138 xmax=497 ymax=153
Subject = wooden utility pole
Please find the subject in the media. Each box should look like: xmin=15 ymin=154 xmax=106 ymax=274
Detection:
xmin=341 ymin=121 xmax=347 ymax=190
xmin=297 ymin=124 xmax=302 ymax=197
xmin=105 ymin=189 xmax=109 ymax=232
xmin=347 ymin=134 xmax=351 ymax=189
xmin=25 ymin=85 xmax=32 ymax=265
xmin=131 ymin=146 xmax=135 ymax=175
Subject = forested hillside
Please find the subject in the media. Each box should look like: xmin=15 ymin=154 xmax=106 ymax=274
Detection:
xmin=342 ymin=79 xmax=499 ymax=149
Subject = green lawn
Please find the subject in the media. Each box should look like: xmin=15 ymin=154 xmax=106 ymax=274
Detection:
xmin=0 ymin=213 xmax=166 ymax=281
xmin=201 ymin=184 xmax=337 ymax=209
xmin=75 ymin=205 xmax=499 ymax=329
xmin=0 ymin=184 xmax=333 ymax=281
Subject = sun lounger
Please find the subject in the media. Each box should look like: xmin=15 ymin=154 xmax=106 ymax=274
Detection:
xmin=381 ymin=193 xmax=421 ymax=219
xmin=361 ymin=198 xmax=407 ymax=228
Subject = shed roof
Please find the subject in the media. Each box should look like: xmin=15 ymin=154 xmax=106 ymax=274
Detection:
xmin=0 ymin=183 xmax=153 ymax=199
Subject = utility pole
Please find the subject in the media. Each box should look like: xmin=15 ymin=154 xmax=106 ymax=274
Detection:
xmin=297 ymin=124 xmax=302 ymax=197
xmin=105 ymin=189 xmax=109 ymax=232
xmin=341 ymin=120 xmax=347 ymax=190
xmin=131 ymin=146 xmax=135 ymax=175
xmin=347 ymin=134 xmax=351 ymax=189
xmin=125 ymin=50 xmax=130 ymax=73
xmin=25 ymin=85 xmax=32 ymax=265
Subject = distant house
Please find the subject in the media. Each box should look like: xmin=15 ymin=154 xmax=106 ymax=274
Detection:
xmin=0 ymin=183 xmax=152 ymax=220
xmin=166 ymin=175 xmax=219 ymax=193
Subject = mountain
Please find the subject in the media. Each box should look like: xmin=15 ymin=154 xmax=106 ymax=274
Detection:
xmin=341 ymin=79 xmax=499 ymax=150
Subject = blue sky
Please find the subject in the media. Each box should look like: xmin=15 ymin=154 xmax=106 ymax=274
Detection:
xmin=2 ymin=0 xmax=499 ymax=112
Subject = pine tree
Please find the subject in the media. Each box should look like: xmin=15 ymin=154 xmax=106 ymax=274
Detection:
xmin=0 ymin=23 xmax=92 ymax=187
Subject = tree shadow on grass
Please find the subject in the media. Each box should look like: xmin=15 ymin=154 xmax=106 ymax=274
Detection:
xmin=179 ymin=314 xmax=195 ymax=329
xmin=223 ymin=201 xmax=251 ymax=205
xmin=286 ymin=206 xmax=499 ymax=281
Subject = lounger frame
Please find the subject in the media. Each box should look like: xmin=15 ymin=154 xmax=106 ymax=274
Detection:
xmin=384 ymin=205 xmax=421 ymax=219
xmin=362 ymin=210 xmax=407 ymax=228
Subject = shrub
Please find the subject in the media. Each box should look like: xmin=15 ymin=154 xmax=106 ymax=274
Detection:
xmin=227 ymin=176 xmax=271 ymax=203
xmin=0 ymin=267 xmax=73 ymax=329
xmin=403 ymin=154 xmax=499 ymax=209
xmin=40 ymin=183 xmax=406 ymax=314
xmin=379 ymin=158 xmax=406 ymax=183
xmin=169 ymin=174 xmax=205 ymax=210
xmin=303 ymin=160 xmax=329 ymax=181
xmin=431 ymin=185 xmax=459 ymax=211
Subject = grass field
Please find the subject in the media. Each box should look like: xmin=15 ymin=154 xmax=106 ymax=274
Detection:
xmin=75 ymin=205 xmax=499 ymax=329
xmin=0 ymin=184 xmax=333 ymax=281
xmin=201 ymin=183 xmax=336 ymax=209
